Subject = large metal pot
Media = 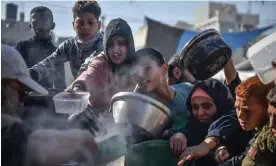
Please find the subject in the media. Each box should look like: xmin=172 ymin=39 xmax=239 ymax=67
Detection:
xmin=110 ymin=92 xmax=172 ymax=138
xmin=179 ymin=29 xmax=232 ymax=80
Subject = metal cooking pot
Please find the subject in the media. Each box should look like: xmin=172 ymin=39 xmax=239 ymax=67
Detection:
xmin=179 ymin=29 xmax=232 ymax=80
xmin=110 ymin=92 xmax=172 ymax=138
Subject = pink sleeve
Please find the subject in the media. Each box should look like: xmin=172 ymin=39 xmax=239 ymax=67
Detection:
xmin=72 ymin=58 xmax=109 ymax=110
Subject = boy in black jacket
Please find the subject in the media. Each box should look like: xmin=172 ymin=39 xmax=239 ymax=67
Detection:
xmin=15 ymin=6 xmax=66 ymax=89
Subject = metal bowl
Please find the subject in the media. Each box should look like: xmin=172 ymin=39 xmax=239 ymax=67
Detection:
xmin=110 ymin=92 xmax=172 ymax=138
xmin=179 ymin=29 xmax=232 ymax=80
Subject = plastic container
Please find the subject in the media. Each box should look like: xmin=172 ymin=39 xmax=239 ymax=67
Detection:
xmin=53 ymin=92 xmax=90 ymax=114
xmin=247 ymin=32 xmax=276 ymax=84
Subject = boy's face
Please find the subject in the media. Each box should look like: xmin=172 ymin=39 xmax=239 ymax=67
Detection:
xmin=235 ymin=96 xmax=267 ymax=131
xmin=135 ymin=56 xmax=167 ymax=92
xmin=268 ymin=104 xmax=276 ymax=136
xmin=73 ymin=13 xmax=100 ymax=43
xmin=30 ymin=11 xmax=53 ymax=39
xmin=107 ymin=35 xmax=128 ymax=64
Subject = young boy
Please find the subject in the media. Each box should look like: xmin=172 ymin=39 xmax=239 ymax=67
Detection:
xmin=29 ymin=0 xmax=103 ymax=86
xmin=134 ymin=48 xmax=193 ymax=131
xmin=167 ymin=54 xmax=196 ymax=85
xmin=15 ymin=6 xmax=65 ymax=88
xmin=215 ymin=76 xmax=274 ymax=166
xmin=241 ymin=86 xmax=276 ymax=166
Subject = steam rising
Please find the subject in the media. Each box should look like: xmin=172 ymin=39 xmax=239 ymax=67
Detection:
xmin=21 ymin=58 xmax=147 ymax=165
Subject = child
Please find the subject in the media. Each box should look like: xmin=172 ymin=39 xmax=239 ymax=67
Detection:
xmin=242 ymin=86 xmax=276 ymax=166
xmin=68 ymin=18 xmax=136 ymax=113
xmin=29 ymin=0 xmax=103 ymax=86
xmin=215 ymin=76 xmax=274 ymax=166
xmin=133 ymin=48 xmax=193 ymax=131
xmin=167 ymin=54 xmax=196 ymax=85
xmin=15 ymin=6 xmax=65 ymax=88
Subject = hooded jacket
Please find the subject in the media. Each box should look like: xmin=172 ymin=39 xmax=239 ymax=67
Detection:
xmin=183 ymin=79 xmax=251 ymax=166
xmin=103 ymin=18 xmax=135 ymax=74
xmin=70 ymin=18 xmax=136 ymax=112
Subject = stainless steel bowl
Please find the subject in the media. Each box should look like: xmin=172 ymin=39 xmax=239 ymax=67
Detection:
xmin=110 ymin=92 xmax=172 ymax=138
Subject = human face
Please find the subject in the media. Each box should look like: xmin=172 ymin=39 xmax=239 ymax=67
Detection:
xmin=235 ymin=96 xmax=267 ymax=131
xmin=30 ymin=11 xmax=53 ymax=39
xmin=135 ymin=56 xmax=167 ymax=92
xmin=107 ymin=35 xmax=128 ymax=64
xmin=191 ymin=96 xmax=217 ymax=123
xmin=2 ymin=80 xmax=27 ymax=115
xmin=268 ymin=104 xmax=276 ymax=136
xmin=73 ymin=13 xmax=100 ymax=43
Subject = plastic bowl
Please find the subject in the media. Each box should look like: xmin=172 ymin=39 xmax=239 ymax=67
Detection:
xmin=53 ymin=92 xmax=90 ymax=114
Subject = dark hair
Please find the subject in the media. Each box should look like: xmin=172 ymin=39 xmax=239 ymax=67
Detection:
xmin=72 ymin=0 xmax=101 ymax=20
xmin=30 ymin=6 xmax=53 ymax=21
xmin=168 ymin=54 xmax=180 ymax=77
xmin=135 ymin=48 xmax=165 ymax=66
xmin=267 ymin=86 xmax=276 ymax=107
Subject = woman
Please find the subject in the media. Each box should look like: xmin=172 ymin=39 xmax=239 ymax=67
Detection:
xmin=169 ymin=79 xmax=251 ymax=166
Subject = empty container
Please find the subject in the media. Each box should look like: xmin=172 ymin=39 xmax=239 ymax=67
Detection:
xmin=53 ymin=92 xmax=90 ymax=114
xmin=247 ymin=32 xmax=276 ymax=84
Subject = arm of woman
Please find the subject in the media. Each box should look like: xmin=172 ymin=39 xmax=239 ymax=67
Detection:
xmin=178 ymin=111 xmax=241 ymax=166
xmin=177 ymin=137 xmax=219 ymax=166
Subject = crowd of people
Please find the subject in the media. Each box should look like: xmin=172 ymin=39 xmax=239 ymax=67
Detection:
xmin=2 ymin=0 xmax=276 ymax=166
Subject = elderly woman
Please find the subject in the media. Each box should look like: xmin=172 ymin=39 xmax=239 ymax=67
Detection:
xmin=169 ymin=79 xmax=251 ymax=166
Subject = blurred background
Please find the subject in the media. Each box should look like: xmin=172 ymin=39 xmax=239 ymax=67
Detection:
xmin=2 ymin=0 xmax=276 ymax=85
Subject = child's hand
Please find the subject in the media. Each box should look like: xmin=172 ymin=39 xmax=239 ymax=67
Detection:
xmin=169 ymin=132 xmax=187 ymax=156
xmin=216 ymin=146 xmax=230 ymax=163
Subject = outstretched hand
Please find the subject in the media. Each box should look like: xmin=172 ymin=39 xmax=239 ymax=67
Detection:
xmin=177 ymin=143 xmax=210 ymax=166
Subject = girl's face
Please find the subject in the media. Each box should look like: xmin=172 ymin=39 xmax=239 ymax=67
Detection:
xmin=107 ymin=35 xmax=128 ymax=64
xmin=191 ymin=96 xmax=217 ymax=123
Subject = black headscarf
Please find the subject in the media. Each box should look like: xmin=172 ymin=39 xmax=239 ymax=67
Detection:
xmin=186 ymin=78 xmax=235 ymax=121
xmin=185 ymin=78 xmax=236 ymax=147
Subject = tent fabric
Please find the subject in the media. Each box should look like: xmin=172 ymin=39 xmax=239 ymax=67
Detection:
xmin=144 ymin=17 xmax=184 ymax=61
xmin=176 ymin=25 xmax=275 ymax=54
